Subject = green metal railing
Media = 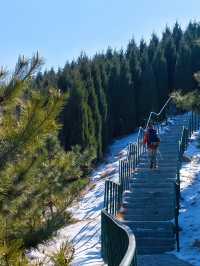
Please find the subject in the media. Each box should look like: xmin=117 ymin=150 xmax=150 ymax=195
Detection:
xmin=175 ymin=111 xmax=200 ymax=251
xmin=175 ymin=125 xmax=189 ymax=251
xmin=101 ymin=210 xmax=137 ymax=266
xmin=102 ymin=98 xmax=174 ymax=265
xmin=119 ymin=158 xmax=134 ymax=191
xmin=104 ymin=180 xmax=122 ymax=216
xmin=102 ymin=99 xmax=200 ymax=264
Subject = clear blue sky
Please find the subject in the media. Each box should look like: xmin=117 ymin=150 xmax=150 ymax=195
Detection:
xmin=1 ymin=0 xmax=200 ymax=70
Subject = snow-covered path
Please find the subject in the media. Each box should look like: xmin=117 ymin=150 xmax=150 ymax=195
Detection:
xmin=27 ymin=131 xmax=138 ymax=265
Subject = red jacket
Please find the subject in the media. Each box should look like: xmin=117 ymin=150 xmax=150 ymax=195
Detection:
xmin=143 ymin=131 xmax=160 ymax=150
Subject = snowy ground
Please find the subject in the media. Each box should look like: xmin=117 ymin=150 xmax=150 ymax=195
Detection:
xmin=27 ymin=116 xmax=200 ymax=266
xmin=173 ymin=131 xmax=200 ymax=266
xmin=27 ymin=130 xmax=139 ymax=265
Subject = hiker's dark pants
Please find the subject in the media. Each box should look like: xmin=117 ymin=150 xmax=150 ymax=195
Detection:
xmin=148 ymin=148 xmax=157 ymax=166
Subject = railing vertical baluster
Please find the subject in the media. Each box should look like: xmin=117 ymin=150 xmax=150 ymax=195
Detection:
xmin=108 ymin=181 xmax=111 ymax=214
xmin=119 ymin=160 xmax=121 ymax=184
xmin=120 ymin=160 xmax=123 ymax=187
xmin=128 ymin=144 xmax=130 ymax=158
xmin=141 ymin=131 xmax=144 ymax=153
xmin=124 ymin=160 xmax=126 ymax=189
xmin=111 ymin=182 xmax=113 ymax=215
xmin=196 ymin=112 xmax=198 ymax=130
xmin=112 ymin=182 xmax=115 ymax=215
xmin=104 ymin=181 xmax=107 ymax=210
xmin=124 ymin=161 xmax=126 ymax=188
xmin=115 ymin=183 xmax=118 ymax=214
xmin=125 ymin=160 xmax=127 ymax=189
xmin=126 ymin=161 xmax=128 ymax=190
xmin=189 ymin=117 xmax=192 ymax=137
xmin=192 ymin=112 xmax=194 ymax=131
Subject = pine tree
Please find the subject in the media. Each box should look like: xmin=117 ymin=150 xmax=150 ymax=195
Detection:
xmin=172 ymin=22 xmax=183 ymax=50
xmin=91 ymin=60 xmax=108 ymax=154
xmin=0 ymin=55 xmax=94 ymax=264
xmin=175 ymin=40 xmax=193 ymax=92
xmin=118 ymin=54 xmax=136 ymax=133
xmin=78 ymin=55 xmax=102 ymax=158
xmin=152 ymin=46 xmax=168 ymax=111
xmin=61 ymin=72 xmax=87 ymax=149
xmin=191 ymin=42 xmax=200 ymax=75
xmin=162 ymin=35 xmax=177 ymax=92
xmin=126 ymin=39 xmax=141 ymax=124
xmin=138 ymin=48 xmax=156 ymax=123
xmin=107 ymin=56 xmax=121 ymax=137
xmin=148 ymin=33 xmax=159 ymax=62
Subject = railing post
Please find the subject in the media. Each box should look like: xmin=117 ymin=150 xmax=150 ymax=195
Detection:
xmin=194 ymin=112 xmax=196 ymax=131
xmin=133 ymin=145 xmax=135 ymax=169
xmin=175 ymin=166 xmax=180 ymax=252
xmin=104 ymin=180 xmax=108 ymax=210
xmin=119 ymin=160 xmax=122 ymax=185
xmin=175 ymin=204 xmax=180 ymax=252
xmin=192 ymin=111 xmax=194 ymax=132
xmin=109 ymin=181 xmax=111 ymax=214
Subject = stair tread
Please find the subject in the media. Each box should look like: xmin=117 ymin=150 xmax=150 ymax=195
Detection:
xmin=114 ymin=113 xmax=197 ymax=254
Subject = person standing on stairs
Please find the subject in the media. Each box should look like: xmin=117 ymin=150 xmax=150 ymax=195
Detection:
xmin=143 ymin=124 xmax=160 ymax=169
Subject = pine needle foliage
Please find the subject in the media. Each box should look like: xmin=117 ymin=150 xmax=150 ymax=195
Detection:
xmin=0 ymin=54 xmax=93 ymax=264
xmin=172 ymin=71 xmax=200 ymax=112
xmin=49 ymin=241 xmax=74 ymax=266
xmin=172 ymin=90 xmax=200 ymax=112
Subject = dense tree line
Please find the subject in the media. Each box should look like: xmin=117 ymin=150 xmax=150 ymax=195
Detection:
xmin=35 ymin=22 xmax=200 ymax=161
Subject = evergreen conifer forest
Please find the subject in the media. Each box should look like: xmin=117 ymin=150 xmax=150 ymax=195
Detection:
xmin=1 ymin=21 xmax=200 ymax=264
xmin=35 ymin=22 xmax=200 ymax=159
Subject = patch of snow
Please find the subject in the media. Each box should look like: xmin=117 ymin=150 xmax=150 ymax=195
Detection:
xmin=27 ymin=130 xmax=138 ymax=265
xmin=27 ymin=116 xmax=183 ymax=265
xmin=173 ymin=130 xmax=200 ymax=266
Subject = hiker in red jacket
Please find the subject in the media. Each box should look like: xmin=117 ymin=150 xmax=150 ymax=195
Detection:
xmin=143 ymin=124 xmax=160 ymax=169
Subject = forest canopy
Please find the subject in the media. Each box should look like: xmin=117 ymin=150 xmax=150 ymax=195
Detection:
xmin=35 ymin=21 xmax=200 ymax=160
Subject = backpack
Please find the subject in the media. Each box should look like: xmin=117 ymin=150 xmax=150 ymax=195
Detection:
xmin=147 ymin=128 xmax=160 ymax=146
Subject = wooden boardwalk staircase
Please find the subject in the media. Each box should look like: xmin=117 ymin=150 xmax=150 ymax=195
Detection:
xmin=101 ymin=105 xmax=200 ymax=266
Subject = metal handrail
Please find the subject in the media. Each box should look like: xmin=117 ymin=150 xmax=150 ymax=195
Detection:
xmin=119 ymin=226 xmax=137 ymax=266
xmin=101 ymin=209 xmax=137 ymax=266
xmin=136 ymin=96 xmax=173 ymax=144
xmin=145 ymin=96 xmax=173 ymax=129
xmin=127 ymin=96 xmax=173 ymax=166
xmin=102 ymin=96 xmax=192 ymax=265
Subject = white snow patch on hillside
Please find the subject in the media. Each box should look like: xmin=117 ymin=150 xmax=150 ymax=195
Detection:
xmin=174 ymin=131 xmax=200 ymax=266
xmin=27 ymin=120 xmax=172 ymax=265
xmin=27 ymin=131 xmax=139 ymax=265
